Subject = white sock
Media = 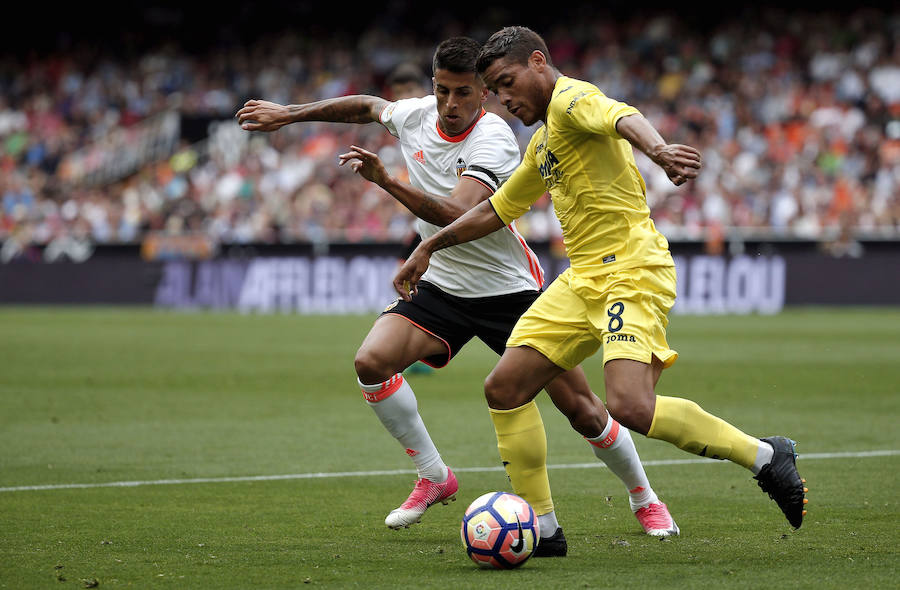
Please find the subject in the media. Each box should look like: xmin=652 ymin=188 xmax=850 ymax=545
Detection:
xmin=586 ymin=412 xmax=659 ymax=511
xmin=537 ymin=511 xmax=560 ymax=538
xmin=751 ymin=440 xmax=775 ymax=475
xmin=359 ymin=374 xmax=448 ymax=483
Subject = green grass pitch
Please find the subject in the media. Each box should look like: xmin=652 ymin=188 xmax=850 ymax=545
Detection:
xmin=1 ymin=306 xmax=898 ymax=589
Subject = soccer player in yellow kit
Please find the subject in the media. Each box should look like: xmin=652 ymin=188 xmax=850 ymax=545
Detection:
xmin=394 ymin=26 xmax=808 ymax=530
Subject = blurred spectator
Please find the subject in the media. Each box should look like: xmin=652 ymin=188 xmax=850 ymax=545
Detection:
xmin=386 ymin=62 xmax=430 ymax=100
xmin=0 ymin=6 xmax=898 ymax=253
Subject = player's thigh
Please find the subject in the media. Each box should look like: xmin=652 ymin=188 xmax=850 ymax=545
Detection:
xmin=507 ymin=273 xmax=601 ymax=371
xmin=594 ymin=266 xmax=678 ymax=369
xmin=485 ymin=345 xmax=567 ymax=409
xmin=356 ymin=313 xmax=447 ymax=377
xmin=371 ymin=282 xmax=480 ymax=369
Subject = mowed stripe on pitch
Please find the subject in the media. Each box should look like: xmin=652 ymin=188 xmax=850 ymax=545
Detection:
xmin=1 ymin=449 xmax=897 ymax=493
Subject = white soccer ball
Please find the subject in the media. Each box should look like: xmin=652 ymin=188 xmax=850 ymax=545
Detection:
xmin=460 ymin=491 xmax=540 ymax=569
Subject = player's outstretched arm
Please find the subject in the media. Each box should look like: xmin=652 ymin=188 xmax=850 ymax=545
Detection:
xmin=338 ymin=145 xmax=490 ymax=226
xmin=235 ymin=96 xmax=390 ymax=132
xmin=392 ymin=200 xmax=504 ymax=300
xmin=615 ymin=113 xmax=702 ymax=186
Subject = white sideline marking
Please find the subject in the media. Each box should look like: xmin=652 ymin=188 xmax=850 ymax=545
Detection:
xmin=1 ymin=449 xmax=897 ymax=494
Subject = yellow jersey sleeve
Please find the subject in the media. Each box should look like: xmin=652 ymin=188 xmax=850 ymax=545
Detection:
xmin=554 ymin=86 xmax=640 ymax=138
xmin=488 ymin=131 xmax=548 ymax=225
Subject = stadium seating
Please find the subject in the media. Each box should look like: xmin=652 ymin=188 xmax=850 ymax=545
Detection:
xmin=1 ymin=8 xmax=897 ymax=250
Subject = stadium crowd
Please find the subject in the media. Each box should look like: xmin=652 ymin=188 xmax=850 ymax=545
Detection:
xmin=1 ymin=7 xmax=898 ymax=259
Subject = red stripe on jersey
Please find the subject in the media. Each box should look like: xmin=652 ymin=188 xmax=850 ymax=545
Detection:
xmin=506 ymin=223 xmax=545 ymax=289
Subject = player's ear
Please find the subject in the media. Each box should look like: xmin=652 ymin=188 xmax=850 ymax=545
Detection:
xmin=529 ymin=50 xmax=548 ymax=71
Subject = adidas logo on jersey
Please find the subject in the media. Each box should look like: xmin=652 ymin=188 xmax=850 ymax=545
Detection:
xmin=413 ymin=150 xmax=425 ymax=164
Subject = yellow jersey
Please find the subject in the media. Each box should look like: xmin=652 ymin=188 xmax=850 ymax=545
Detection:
xmin=489 ymin=76 xmax=674 ymax=278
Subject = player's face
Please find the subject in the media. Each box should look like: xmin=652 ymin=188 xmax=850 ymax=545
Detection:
xmin=432 ymin=69 xmax=488 ymax=136
xmin=481 ymin=53 xmax=550 ymax=127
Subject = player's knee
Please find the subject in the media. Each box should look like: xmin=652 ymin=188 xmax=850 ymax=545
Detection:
xmin=353 ymin=347 xmax=392 ymax=385
xmin=605 ymin=383 xmax=654 ymax=435
xmin=484 ymin=370 xmax=521 ymax=410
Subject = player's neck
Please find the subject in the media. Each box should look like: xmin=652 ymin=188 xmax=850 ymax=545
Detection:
xmin=537 ymin=70 xmax=563 ymax=124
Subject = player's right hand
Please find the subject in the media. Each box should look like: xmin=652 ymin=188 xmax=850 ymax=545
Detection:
xmin=392 ymin=246 xmax=431 ymax=301
xmin=235 ymin=99 xmax=290 ymax=132
xmin=654 ymin=143 xmax=702 ymax=186
xmin=338 ymin=145 xmax=390 ymax=186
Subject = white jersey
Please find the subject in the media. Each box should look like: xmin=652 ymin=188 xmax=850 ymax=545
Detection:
xmin=379 ymin=95 xmax=543 ymax=297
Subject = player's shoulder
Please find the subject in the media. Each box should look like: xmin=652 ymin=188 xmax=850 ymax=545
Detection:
xmin=461 ymin=112 xmax=519 ymax=168
xmin=465 ymin=119 xmax=519 ymax=164
xmin=469 ymin=111 xmax=517 ymax=143
xmin=553 ymin=76 xmax=602 ymax=98
xmin=550 ymin=76 xmax=604 ymax=112
xmin=407 ymin=94 xmax=437 ymax=109
xmin=471 ymin=110 xmax=512 ymax=131
xmin=395 ymin=94 xmax=436 ymax=108
xmin=478 ymin=110 xmax=512 ymax=128
xmin=383 ymin=95 xmax=436 ymax=122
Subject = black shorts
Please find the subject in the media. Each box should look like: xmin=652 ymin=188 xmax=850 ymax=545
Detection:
xmin=380 ymin=280 xmax=541 ymax=368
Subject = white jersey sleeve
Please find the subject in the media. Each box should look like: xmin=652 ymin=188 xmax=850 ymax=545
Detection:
xmin=379 ymin=96 xmax=432 ymax=139
xmin=458 ymin=117 xmax=521 ymax=194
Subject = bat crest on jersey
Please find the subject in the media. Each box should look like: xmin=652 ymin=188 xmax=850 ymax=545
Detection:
xmin=456 ymin=158 xmax=466 ymax=178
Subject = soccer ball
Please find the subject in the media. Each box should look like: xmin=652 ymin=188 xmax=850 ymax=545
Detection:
xmin=460 ymin=491 xmax=540 ymax=569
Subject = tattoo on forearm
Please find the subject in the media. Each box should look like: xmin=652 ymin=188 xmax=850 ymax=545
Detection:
xmin=432 ymin=231 xmax=460 ymax=250
xmin=415 ymin=196 xmax=450 ymax=225
xmin=297 ymin=97 xmax=375 ymax=123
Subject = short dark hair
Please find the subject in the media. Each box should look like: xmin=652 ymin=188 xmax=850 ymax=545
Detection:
xmin=432 ymin=36 xmax=481 ymax=74
xmin=476 ymin=26 xmax=553 ymax=74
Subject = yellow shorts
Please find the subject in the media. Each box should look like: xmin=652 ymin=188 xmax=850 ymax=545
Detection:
xmin=507 ymin=265 xmax=678 ymax=371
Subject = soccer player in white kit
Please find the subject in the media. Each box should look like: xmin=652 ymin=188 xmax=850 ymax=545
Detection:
xmin=236 ymin=37 xmax=679 ymax=554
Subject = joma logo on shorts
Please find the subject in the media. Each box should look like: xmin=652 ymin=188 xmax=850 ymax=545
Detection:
xmin=606 ymin=334 xmax=636 ymax=343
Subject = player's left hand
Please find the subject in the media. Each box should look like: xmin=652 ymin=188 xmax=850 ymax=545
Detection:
xmin=338 ymin=145 xmax=389 ymax=186
xmin=392 ymin=245 xmax=432 ymax=301
xmin=654 ymin=144 xmax=702 ymax=186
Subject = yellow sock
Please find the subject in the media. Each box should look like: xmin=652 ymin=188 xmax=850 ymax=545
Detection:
xmin=489 ymin=401 xmax=554 ymax=515
xmin=647 ymin=395 xmax=759 ymax=469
